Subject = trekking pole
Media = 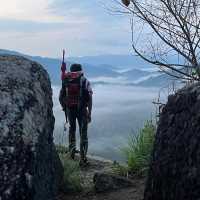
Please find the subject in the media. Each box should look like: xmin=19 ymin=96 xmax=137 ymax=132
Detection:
xmin=61 ymin=49 xmax=67 ymax=80
xmin=62 ymin=49 xmax=65 ymax=63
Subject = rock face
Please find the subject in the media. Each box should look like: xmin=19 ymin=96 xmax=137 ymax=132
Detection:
xmin=94 ymin=172 xmax=134 ymax=193
xmin=0 ymin=55 xmax=63 ymax=200
xmin=144 ymin=83 xmax=200 ymax=200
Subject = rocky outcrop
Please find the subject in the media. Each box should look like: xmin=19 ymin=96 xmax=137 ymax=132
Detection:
xmin=0 ymin=55 xmax=63 ymax=200
xmin=94 ymin=172 xmax=134 ymax=192
xmin=144 ymin=83 xmax=200 ymax=200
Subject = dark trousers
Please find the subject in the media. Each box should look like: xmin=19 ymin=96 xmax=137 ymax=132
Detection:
xmin=67 ymin=107 xmax=88 ymax=160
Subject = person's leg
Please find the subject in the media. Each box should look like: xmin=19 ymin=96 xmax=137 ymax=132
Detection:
xmin=68 ymin=108 xmax=77 ymax=159
xmin=78 ymin=109 xmax=88 ymax=162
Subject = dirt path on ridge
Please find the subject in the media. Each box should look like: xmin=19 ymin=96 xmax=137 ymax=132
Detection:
xmin=57 ymin=155 xmax=145 ymax=200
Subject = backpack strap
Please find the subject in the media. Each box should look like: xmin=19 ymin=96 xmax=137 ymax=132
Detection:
xmin=79 ymin=76 xmax=86 ymax=110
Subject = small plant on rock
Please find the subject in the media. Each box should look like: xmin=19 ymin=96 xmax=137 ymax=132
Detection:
xmin=59 ymin=152 xmax=82 ymax=192
xmin=124 ymin=120 xmax=156 ymax=175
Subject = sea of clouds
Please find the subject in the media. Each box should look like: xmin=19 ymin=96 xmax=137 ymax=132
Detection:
xmin=52 ymin=83 xmax=160 ymax=161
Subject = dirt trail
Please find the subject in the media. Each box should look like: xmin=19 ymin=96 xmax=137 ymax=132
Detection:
xmin=58 ymin=186 xmax=144 ymax=200
xmin=57 ymin=156 xmax=145 ymax=200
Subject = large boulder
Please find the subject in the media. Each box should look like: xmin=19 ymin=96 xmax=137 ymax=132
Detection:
xmin=94 ymin=172 xmax=134 ymax=192
xmin=0 ymin=55 xmax=63 ymax=200
xmin=144 ymin=83 xmax=200 ymax=200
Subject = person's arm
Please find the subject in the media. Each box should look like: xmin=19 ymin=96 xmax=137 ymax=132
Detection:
xmin=59 ymin=81 xmax=69 ymax=123
xmin=86 ymin=80 xmax=93 ymax=122
xmin=59 ymin=81 xmax=66 ymax=111
xmin=88 ymin=93 xmax=92 ymax=116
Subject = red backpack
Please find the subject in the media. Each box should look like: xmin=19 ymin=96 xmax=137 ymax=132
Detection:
xmin=63 ymin=72 xmax=87 ymax=108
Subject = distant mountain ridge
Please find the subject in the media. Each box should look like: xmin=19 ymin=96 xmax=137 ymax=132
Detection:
xmin=68 ymin=54 xmax=154 ymax=69
xmin=0 ymin=49 xmax=169 ymax=87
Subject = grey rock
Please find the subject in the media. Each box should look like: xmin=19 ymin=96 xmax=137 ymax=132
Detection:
xmin=93 ymin=172 xmax=134 ymax=193
xmin=0 ymin=55 xmax=63 ymax=200
xmin=144 ymin=82 xmax=200 ymax=200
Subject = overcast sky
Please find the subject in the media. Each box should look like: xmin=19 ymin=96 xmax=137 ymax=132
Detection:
xmin=0 ymin=0 xmax=133 ymax=57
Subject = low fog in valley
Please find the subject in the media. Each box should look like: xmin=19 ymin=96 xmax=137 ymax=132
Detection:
xmin=53 ymin=84 xmax=160 ymax=161
xmin=0 ymin=49 xmax=168 ymax=161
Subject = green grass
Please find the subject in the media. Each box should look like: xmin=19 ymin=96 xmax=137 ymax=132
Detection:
xmin=113 ymin=120 xmax=156 ymax=176
xmin=112 ymin=161 xmax=130 ymax=177
xmin=56 ymin=145 xmax=68 ymax=154
xmin=59 ymin=153 xmax=82 ymax=192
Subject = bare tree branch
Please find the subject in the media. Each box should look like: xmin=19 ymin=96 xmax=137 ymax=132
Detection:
xmin=116 ymin=0 xmax=200 ymax=81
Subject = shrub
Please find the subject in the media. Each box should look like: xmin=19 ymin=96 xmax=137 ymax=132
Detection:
xmin=56 ymin=145 xmax=68 ymax=154
xmin=59 ymin=153 xmax=82 ymax=192
xmin=123 ymin=120 xmax=156 ymax=175
xmin=112 ymin=161 xmax=129 ymax=177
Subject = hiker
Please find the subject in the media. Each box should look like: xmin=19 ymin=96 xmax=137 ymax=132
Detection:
xmin=59 ymin=63 xmax=93 ymax=165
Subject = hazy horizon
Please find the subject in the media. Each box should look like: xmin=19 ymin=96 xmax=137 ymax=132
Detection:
xmin=53 ymin=84 xmax=160 ymax=161
xmin=0 ymin=1 xmax=132 ymax=57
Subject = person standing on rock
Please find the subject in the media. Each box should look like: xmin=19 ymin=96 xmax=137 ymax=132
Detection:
xmin=59 ymin=63 xmax=93 ymax=166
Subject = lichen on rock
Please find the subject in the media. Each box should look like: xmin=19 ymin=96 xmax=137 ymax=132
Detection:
xmin=144 ymin=83 xmax=200 ymax=200
xmin=0 ymin=55 xmax=63 ymax=200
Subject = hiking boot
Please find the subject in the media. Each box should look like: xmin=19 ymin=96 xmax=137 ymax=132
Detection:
xmin=75 ymin=149 xmax=80 ymax=154
xmin=79 ymin=158 xmax=89 ymax=167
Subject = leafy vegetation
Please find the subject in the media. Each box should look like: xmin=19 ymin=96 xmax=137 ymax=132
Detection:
xmin=112 ymin=162 xmax=129 ymax=177
xmin=59 ymin=152 xmax=82 ymax=192
xmin=124 ymin=120 xmax=156 ymax=175
xmin=56 ymin=145 xmax=68 ymax=154
xmin=113 ymin=120 xmax=156 ymax=176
